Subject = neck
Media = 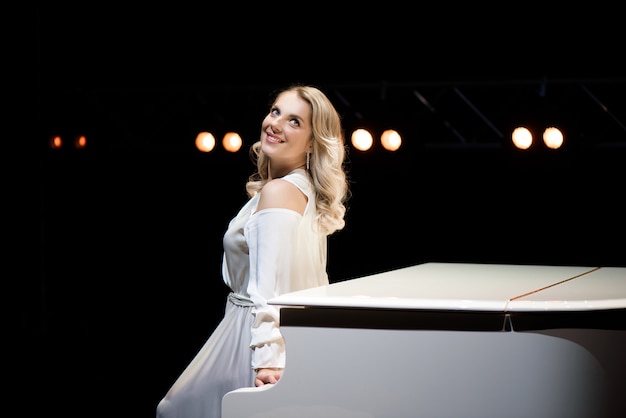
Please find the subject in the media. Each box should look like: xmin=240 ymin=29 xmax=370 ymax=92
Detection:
xmin=268 ymin=163 xmax=306 ymax=180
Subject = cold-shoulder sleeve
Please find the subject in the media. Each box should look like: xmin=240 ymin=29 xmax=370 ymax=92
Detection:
xmin=244 ymin=207 xmax=303 ymax=370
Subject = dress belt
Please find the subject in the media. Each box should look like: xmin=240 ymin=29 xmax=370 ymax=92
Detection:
xmin=228 ymin=292 xmax=255 ymax=307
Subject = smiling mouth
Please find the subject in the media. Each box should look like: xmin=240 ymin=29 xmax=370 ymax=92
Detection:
xmin=267 ymin=133 xmax=284 ymax=143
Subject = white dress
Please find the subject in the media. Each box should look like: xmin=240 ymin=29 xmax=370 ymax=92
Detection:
xmin=156 ymin=169 xmax=329 ymax=418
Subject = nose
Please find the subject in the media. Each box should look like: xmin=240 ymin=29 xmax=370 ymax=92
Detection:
xmin=270 ymin=115 xmax=283 ymax=132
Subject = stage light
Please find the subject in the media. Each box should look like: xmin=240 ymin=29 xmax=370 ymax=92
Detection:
xmin=543 ymin=127 xmax=564 ymax=149
xmin=381 ymin=129 xmax=402 ymax=151
xmin=196 ymin=131 xmax=216 ymax=152
xmin=74 ymin=135 xmax=87 ymax=149
xmin=351 ymin=128 xmax=373 ymax=151
xmin=49 ymin=135 xmax=63 ymax=149
xmin=511 ymin=127 xmax=533 ymax=150
xmin=222 ymin=132 xmax=243 ymax=152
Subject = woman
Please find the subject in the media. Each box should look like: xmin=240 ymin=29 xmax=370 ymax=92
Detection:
xmin=157 ymin=84 xmax=350 ymax=417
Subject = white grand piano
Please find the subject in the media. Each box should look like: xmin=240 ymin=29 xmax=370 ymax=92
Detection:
xmin=223 ymin=262 xmax=626 ymax=418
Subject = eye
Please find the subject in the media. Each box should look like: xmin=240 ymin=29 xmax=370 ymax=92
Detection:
xmin=270 ymin=107 xmax=279 ymax=116
xmin=289 ymin=118 xmax=300 ymax=127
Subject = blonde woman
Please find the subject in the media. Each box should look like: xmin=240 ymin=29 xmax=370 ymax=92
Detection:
xmin=157 ymin=84 xmax=350 ymax=418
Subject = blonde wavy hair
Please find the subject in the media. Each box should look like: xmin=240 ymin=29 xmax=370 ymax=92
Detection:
xmin=246 ymin=85 xmax=350 ymax=235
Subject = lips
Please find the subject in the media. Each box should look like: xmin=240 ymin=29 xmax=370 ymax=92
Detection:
xmin=266 ymin=132 xmax=284 ymax=143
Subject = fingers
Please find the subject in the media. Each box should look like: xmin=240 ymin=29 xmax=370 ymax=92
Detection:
xmin=254 ymin=377 xmax=275 ymax=386
xmin=254 ymin=368 xmax=283 ymax=386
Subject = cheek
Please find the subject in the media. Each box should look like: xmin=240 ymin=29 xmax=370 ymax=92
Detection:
xmin=261 ymin=117 xmax=270 ymax=130
xmin=292 ymin=130 xmax=312 ymax=146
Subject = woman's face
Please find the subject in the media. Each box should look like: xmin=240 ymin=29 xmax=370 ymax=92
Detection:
xmin=260 ymin=90 xmax=312 ymax=168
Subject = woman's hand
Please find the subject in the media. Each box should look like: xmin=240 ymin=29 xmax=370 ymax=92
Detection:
xmin=254 ymin=368 xmax=284 ymax=386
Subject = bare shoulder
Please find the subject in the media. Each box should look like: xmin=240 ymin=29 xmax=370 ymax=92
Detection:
xmin=256 ymin=178 xmax=307 ymax=214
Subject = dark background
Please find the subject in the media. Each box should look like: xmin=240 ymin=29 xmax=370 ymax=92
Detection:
xmin=22 ymin=4 xmax=626 ymax=417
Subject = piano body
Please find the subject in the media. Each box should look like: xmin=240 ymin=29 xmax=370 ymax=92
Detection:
xmin=223 ymin=262 xmax=626 ymax=417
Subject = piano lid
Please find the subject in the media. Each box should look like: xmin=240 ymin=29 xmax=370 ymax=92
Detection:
xmin=268 ymin=262 xmax=622 ymax=312
xmin=509 ymin=266 xmax=626 ymax=311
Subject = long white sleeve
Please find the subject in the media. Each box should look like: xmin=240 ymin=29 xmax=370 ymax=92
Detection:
xmin=244 ymin=208 xmax=302 ymax=370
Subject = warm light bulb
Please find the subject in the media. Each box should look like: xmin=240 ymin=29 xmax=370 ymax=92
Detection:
xmin=381 ymin=129 xmax=402 ymax=151
xmin=196 ymin=132 xmax=216 ymax=152
xmin=49 ymin=135 xmax=63 ymax=149
xmin=511 ymin=127 xmax=533 ymax=150
xmin=74 ymin=135 xmax=87 ymax=149
xmin=543 ymin=127 xmax=564 ymax=149
xmin=222 ymin=132 xmax=243 ymax=152
xmin=351 ymin=129 xmax=373 ymax=151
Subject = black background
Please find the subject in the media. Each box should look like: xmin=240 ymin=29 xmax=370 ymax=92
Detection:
xmin=22 ymin=4 xmax=626 ymax=417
